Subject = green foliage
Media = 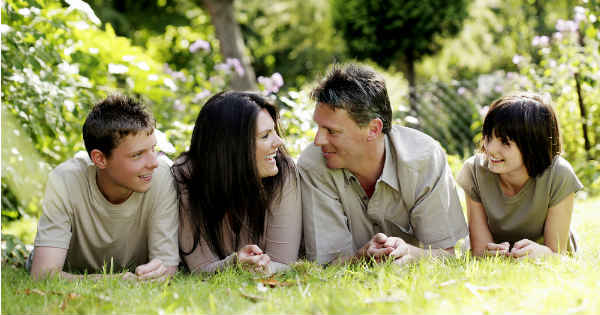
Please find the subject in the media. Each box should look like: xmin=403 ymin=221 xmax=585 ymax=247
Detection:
xmin=238 ymin=0 xmax=346 ymax=88
xmin=514 ymin=4 xmax=600 ymax=195
xmin=1 ymin=234 xmax=30 ymax=268
xmin=331 ymin=0 xmax=468 ymax=69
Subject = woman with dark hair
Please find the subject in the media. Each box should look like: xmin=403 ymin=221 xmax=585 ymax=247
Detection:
xmin=457 ymin=92 xmax=583 ymax=258
xmin=172 ymin=91 xmax=301 ymax=274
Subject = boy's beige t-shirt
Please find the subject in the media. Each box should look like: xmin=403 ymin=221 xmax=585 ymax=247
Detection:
xmin=457 ymin=154 xmax=583 ymax=245
xmin=34 ymin=151 xmax=179 ymax=272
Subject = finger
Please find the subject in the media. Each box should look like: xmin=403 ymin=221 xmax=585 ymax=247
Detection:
xmin=384 ymin=237 xmax=401 ymax=249
xmin=367 ymin=246 xmax=393 ymax=258
xmin=239 ymin=253 xmax=262 ymax=265
xmin=242 ymin=244 xmax=263 ymax=255
xmin=512 ymin=239 xmax=531 ymax=250
xmin=136 ymin=259 xmax=161 ymax=276
xmin=257 ymin=254 xmax=271 ymax=267
xmin=138 ymin=263 xmax=166 ymax=280
xmin=510 ymin=245 xmax=533 ymax=258
xmin=374 ymin=233 xmax=388 ymax=244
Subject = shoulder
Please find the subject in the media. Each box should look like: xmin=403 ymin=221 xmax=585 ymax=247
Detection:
xmin=47 ymin=151 xmax=93 ymax=187
xmin=388 ymin=125 xmax=446 ymax=171
xmin=148 ymin=154 xmax=176 ymax=193
xmin=298 ymin=144 xmax=326 ymax=172
xmin=549 ymin=156 xmax=576 ymax=175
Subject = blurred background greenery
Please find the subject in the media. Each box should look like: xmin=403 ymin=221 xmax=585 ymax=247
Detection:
xmin=2 ymin=0 xmax=599 ymax=244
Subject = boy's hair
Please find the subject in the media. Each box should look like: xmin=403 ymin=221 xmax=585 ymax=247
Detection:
xmin=310 ymin=63 xmax=392 ymax=133
xmin=480 ymin=92 xmax=561 ymax=177
xmin=83 ymin=95 xmax=155 ymax=157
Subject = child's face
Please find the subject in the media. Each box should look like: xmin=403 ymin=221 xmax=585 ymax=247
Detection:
xmin=483 ymin=134 xmax=527 ymax=177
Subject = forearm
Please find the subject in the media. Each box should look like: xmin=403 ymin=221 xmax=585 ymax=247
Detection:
xmin=188 ymin=253 xmax=236 ymax=274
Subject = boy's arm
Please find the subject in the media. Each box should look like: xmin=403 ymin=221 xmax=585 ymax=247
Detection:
xmin=30 ymin=246 xmax=137 ymax=281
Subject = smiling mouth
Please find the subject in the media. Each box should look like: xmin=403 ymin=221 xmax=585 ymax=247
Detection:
xmin=489 ymin=156 xmax=504 ymax=163
xmin=139 ymin=174 xmax=153 ymax=182
xmin=266 ymin=152 xmax=277 ymax=161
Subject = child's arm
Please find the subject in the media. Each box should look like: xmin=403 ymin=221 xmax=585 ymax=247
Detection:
xmin=512 ymin=193 xmax=575 ymax=259
xmin=465 ymin=194 xmax=496 ymax=256
xmin=544 ymin=193 xmax=575 ymax=253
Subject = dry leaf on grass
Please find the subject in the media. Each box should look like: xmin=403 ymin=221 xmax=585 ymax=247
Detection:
xmin=238 ymin=289 xmax=265 ymax=302
xmin=258 ymin=278 xmax=294 ymax=288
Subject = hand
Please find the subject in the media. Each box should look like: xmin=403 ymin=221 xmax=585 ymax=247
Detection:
xmin=485 ymin=242 xmax=510 ymax=257
xmin=135 ymin=258 xmax=170 ymax=281
xmin=237 ymin=245 xmax=271 ymax=274
xmin=509 ymin=239 xmax=552 ymax=259
xmin=362 ymin=233 xmax=393 ymax=261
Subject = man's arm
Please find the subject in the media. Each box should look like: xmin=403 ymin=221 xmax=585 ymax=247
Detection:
xmin=299 ymin=151 xmax=355 ymax=265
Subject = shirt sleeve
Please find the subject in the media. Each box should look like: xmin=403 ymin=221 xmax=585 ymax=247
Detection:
xmin=299 ymin=153 xmax=354 ymax=264
xmin=179 ymin=201 xmax=236 ymax=273
xmin=264 ymin=167 xmax=302 ymax=265
xmin=456 ymin=156 xmax=482 ymax=202
xmin=409 ymin=144 xmax=468 ymax=249
xmin=34 ymin=171 xmax=72 ymax=249
xmin=549 ymin=157 xmax=584 ymax=207
xmin=148 ymin=165 xmax=180 ymax=267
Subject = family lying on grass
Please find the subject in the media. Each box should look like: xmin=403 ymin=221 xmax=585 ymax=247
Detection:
xmin=28 ymin=63 xmax=582 ymax=281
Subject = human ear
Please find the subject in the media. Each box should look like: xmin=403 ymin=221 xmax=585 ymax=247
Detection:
xmin=366 ymin=118 xmax=383 ymax=141
xmin=90 ymin=149 xmax=108 ymax=169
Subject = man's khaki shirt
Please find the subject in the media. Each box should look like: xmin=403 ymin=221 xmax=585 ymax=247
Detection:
xmin=298 ymin=125 xmax=468 ymax=264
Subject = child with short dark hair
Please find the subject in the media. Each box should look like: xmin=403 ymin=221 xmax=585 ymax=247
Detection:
xmin=30 ymin=95 xmax=179 ymax=280
xmin=457 ymin=92 xmax=583 ymax=258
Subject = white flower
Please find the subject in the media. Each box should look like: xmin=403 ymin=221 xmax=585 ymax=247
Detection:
xmin=163 ymin=78 xmax=177 ymax=91
xmin=154 ymin=129 xmax=175 ymax=154
xmin=108 ymin=63 xmax=128 ymax=74
xmin=65 ymin=0 xmax=101 ymax=25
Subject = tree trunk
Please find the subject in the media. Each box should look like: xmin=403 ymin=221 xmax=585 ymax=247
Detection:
xmin=201 ymin=0 xmax=257 ymax=91
xmin=574 ymin=72 xmax=591 ymax=160
xmin=404 ymin=52 xmax=417 ymax=115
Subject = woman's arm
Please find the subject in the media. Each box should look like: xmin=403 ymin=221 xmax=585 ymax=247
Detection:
xmin=263 ymin=169 xmax=302 ymax=270
xmin=465 ymin=194 xmax=495 ymax=256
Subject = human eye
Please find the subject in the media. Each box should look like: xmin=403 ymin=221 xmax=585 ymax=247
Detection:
xmin=327 ymin=128 xmax=338 ymax=135
xmin=260 ymin=130 xmax=270 ymax=139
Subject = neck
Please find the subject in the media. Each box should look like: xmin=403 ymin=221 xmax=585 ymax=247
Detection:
xmin=96 ymin=171 xmax=132 ymax=204
xmin=498 ymin=167 xmax=530 ymax=196
xmin=350 ymin=138 xmax=386 ymax=197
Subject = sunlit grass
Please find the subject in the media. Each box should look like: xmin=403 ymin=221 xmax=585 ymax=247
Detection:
xmin=2 ymin=197 xmax=599 ymax=314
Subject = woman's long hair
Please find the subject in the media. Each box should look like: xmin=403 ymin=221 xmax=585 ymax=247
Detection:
xmin=172 ymin=91 xmax=293 ymax=259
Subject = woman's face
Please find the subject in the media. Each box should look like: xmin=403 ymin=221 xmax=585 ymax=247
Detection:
xmin=255 ymin=109 xmax=283 ymax=178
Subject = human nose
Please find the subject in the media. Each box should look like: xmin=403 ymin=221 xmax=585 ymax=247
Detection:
xmin=146 ymin=151 xmax=159 ymax=169
xmin=272 ymin=133 xmax=283 ymax=148
xmin=314 ymin=128 xmax=328 ymax=146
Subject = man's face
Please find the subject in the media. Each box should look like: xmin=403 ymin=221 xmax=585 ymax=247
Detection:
xmin=99 ymin=131 xmax=158 ymax=202
xmin=312 ymin=103 xmax=370 ymax=170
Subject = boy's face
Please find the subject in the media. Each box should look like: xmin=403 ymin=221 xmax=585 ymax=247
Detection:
xmin=96 ymin=130 xmax=158 ymax=203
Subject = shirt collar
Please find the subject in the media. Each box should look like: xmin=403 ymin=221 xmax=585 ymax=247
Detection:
xmin=341 ymin=135 xmax=400 ymax=192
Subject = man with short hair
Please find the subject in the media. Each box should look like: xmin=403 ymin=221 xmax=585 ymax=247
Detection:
xmin=299 ymin=63 xmax=468 ymax=265
xmin=30 ymin=95 xmax=179 ymax=280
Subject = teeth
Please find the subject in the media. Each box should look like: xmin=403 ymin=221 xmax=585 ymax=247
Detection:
xmin=266 ymin=153 xmax=276 ymax=160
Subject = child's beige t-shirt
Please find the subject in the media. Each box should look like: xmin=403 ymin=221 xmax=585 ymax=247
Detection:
xmin=34 ymin=152 xmax=179 ymax=272
xmin=457 ymin=154 xmax=583 ymax=245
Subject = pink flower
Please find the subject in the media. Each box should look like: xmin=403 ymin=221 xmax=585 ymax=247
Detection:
xmin=189 ymin=40 xmax=211 ymax=53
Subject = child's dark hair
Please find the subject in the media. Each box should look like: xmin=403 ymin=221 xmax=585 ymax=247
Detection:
xmin=83 ymin=95 xmax=155 ymax=157
xmin=480 ymin=92 xmax=561 ymax=177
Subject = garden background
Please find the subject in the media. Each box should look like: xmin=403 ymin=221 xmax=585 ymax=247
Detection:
xmin=1 ymin=0 xmax=599 ymax=314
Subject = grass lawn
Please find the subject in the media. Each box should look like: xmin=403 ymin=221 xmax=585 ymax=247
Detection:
xmin=2 ymin=196 xmax=599 ymax=315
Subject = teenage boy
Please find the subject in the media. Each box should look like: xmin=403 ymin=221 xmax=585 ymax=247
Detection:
xmin=30 ymin=95 xmax=179 ymax=280
xmin=299 ymin=64 xmax=468 ymax=265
